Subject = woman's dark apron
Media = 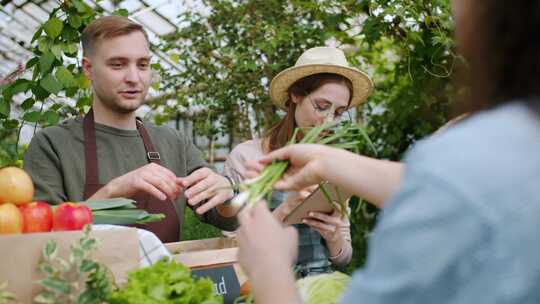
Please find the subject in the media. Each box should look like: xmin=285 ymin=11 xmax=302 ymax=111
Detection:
xmin=82 ymin=109 xmax=180 ymax=243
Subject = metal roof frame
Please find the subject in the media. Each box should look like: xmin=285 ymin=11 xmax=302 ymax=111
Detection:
xmin=0 ymin=0 xmax=184 ymax=79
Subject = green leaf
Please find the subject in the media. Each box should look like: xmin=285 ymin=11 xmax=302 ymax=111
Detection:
xmin=32 ymin=64 xmax=40 ymax=81
xmin=57 ymin=257 xmax=70 ymax=271
xmin=39 ymin=52 xmax=56 ymax=75
xmin=61 ymin=25 xmax=78 ymax=42
xmin=43 ymin=18 xmax=63 ymax=39
xmin=40 ymin=75 xmax=62 ymax=94
xmin=50 ymin=103 xmax=62 ymax=111
xmin=113 ymin=8 xmax=129 ymax=17
xmin=32 ymin=84 xmax=51 ymax=100
xmin=170 ymin=53 xmax=180 ymax=64
xmin=91 ymin=209 xmax=146 ymax=225
xmin=246 ymin=61 xmax=257 ymax=71
xmin=362 ymin=17 xmax=384 ymax=43
xmin=83 ymin=223 xmax=92 ymax=235
xmin=151 ymin=82 xmax=160 ymax=90
xmin=34 ymin=292 xmax=56 ymax=304
xmin=65 ymin=87 xmax=78 ymax=97
xmin=26 ymin=57 xmax=39 ymax=69
xmin=23 ymin=111 xmax=42 ymax=122
xmin=135 ymin=213 xmax=165 ymax=224
xmin=80 ymin=259 xmax=97 ymax=273
xmin=73 ymin=0 xmax=90 ymax=13
xmin=67 ymin=14 xmax=82 ymax=28
xmin=71 ymin=247 xmax=84 ymax=260
xmin=92 ymin=209 xmax=164 ymax=225
xmin=31 ymin=27 xmax=43 ymax=43
xmin=64 ymin=43 xmax=79 ymax=55
xmin=2 ymin=119 xmax=18 ymax=129
xmin=56 ymin=66 xmax=78 ymax=88
xmin=43 ymin=110 xmax=60 ymax=125
xmin=76 ymin=96 xmax=91 ymax=109
xmin=80 ymin=238 xmax=97 ymax=251
xmin=51 ymin=44 xmax=63 ymax=60
xmin=38 ymin=37 xmax=52 ymax=53
xmin=39 ymin=263 xmax=56 ymax=276
xmin=148 ymin=284 xmax=167 ymax=300
xmin=0 ymin=290 xmax=16 ymax=302
xmin=79 ymin=73 xmax=91 ymax=89
xmin=37 ymin=278 xmax=70 ymax=295
xmin=0 ymin=97 xmax=10 ymax=118
xmin=21 ymin=98 xmax=36 ymax=110
xmin=10 ymin=79 xmax=30 ymax=95
xmin=2 ymin=84 xmax=13 ymax=100
xmin=82 ymin=198 xmax=137 ymax=211
xmin=44 ymin=240 xmax=57 ymax=259
xmin=407 ymin=31 xmax=424 ymax=46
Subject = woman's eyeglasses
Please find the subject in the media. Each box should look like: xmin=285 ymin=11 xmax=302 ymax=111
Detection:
xmin=306 ymin=95 xmax=352 ymax=122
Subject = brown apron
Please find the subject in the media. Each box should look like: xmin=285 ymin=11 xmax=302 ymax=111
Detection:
xmin=82 ymin=109 xmax=181 ymax=243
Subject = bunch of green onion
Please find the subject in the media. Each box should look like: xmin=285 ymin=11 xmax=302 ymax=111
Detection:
xmin=231 ymin=121 xmax=376 ymax=214
xmin=82 ymin=198 xmax=165 ymax=225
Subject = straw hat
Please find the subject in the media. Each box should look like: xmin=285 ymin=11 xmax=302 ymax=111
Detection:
xmin=269 ymin=47 xmax=373 ymax=109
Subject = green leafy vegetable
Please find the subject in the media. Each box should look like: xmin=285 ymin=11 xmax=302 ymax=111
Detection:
xmin=81 ymin=198 xmax=165 ymax=225
xmin=109 ymin=259 xmax=222 ymax=304
xmin=83 ymin=198 xmax=138 ymax=211
xmin=296 ymin=272 xmax=350 ymax=304
xmin=92 ymin=209 xmax=165 ymax=225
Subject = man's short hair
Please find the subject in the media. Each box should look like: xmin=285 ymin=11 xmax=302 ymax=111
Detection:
xmin=81 ymin=16 xmax=149 ymax=57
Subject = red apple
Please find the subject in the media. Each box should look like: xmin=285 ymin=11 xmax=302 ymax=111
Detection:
xmin=19 ymin=201 xmax=53 ymax=233
xmin=53 ymin=202 xmax=93 ymax=231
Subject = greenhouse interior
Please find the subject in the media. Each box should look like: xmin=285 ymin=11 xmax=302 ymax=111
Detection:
xmin=1 ymin=1 xmax=539 ymax=304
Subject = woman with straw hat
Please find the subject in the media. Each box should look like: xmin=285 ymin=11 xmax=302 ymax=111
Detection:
xmin=223 ymin=46 xmax=373 ymax=277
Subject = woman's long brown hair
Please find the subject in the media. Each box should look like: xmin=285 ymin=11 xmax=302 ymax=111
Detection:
xmin=264 ymin=73 xmax=353 ymax=152
xmin=459 ymin=1 xmax=540 ymax=113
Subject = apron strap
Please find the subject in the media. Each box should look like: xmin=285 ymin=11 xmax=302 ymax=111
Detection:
xmin=83 ymin=109 xmax=100 ymax=185
xmin=83 ymin=111 xmax=163 ymax=185
xmin=136 ymin=117 xmax=162 ymax=165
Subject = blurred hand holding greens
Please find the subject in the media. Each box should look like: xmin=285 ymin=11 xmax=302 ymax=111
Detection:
xmin=232 ymin=121 xmax=377 ymax=215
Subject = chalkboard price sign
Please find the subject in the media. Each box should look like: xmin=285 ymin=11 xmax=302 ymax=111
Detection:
xmin=192 ymin=265 xmax=241 ymax=304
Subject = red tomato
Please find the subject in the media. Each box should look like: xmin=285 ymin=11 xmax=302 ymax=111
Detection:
xmin=0 ymin=203 xmax=23 ymax=234
xmin=19 ymin=201 xmax=53 ymax=233
xmin=53 ymin=202 xmax=93 ymax=231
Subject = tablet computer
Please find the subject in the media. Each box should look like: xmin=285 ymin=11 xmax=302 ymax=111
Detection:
xmin=283 ymin=183 xmax=350 ymax=225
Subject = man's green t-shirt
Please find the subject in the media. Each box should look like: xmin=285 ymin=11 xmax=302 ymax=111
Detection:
xmin=23 ymin=116 xmax=237 ymax=237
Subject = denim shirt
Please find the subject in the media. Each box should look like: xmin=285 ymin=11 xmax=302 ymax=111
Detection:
xmin=342 ymin=102 xmax=540 ymax=304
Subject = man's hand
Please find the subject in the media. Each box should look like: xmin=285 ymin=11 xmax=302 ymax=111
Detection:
xmin=89 ymin=163 xmax=182 ymax=201
xmin=180 ymin=167 xmax=234 ymax=214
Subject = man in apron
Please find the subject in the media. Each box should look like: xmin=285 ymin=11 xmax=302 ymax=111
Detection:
xmin=23 ymin=16 xmax=237 ymax=242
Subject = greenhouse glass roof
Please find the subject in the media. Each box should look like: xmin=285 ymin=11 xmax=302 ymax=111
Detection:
xmin=0 ymin=0 xmax=200 ymax=78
